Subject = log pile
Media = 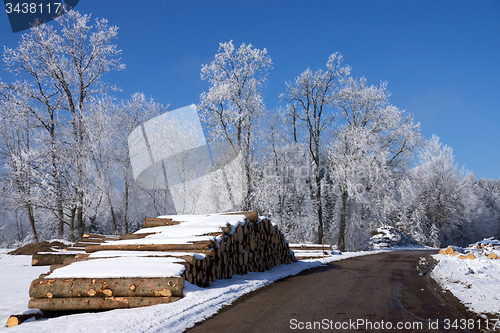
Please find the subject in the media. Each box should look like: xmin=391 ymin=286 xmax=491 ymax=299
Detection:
xmin=439 ymin=241 xmax=500 ymax=260
xmin=32 ymin=234 xmax=119 ymax=266
xmin=27 ymin=211 xmax=297 ymax=312
xmin=289 ymin=244 xmax=335 ymax=260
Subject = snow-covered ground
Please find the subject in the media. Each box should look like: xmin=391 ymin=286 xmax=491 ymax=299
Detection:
xmin=1 ymin=249 xmax=384 ymax=332
xmin=431 ymin=248 xmax=500 ymax=315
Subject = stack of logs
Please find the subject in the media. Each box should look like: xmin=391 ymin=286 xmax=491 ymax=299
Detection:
xmin=181 ymin=215 xmax=297 ymax=286
xmin=31 ymin=234 xmax=119 ymax=266
xmin=26 ymin=211 xmax=297 ymax=312
xmin=289 ymin=244 xmax=334 ymax=260
xmin=81 ymin=212 xmax=297 ymax=287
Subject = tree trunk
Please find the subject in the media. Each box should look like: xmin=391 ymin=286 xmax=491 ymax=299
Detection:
xmin=25 ymin=203 xmax=38 ymax=242
xmin=123 ymin=170 xmax=129 ymax=234
xmin=77 ymin=206 xmax=84 ymax=241
xmin=316 ymin=172 xmax=324 ymax=244
xmin=69 ymin=207 xmax=76 ymax=242
xmin=337 ymin=190 xmax=348 ymax=252
xmin=110 ymin=204 xmax=117 ymax=235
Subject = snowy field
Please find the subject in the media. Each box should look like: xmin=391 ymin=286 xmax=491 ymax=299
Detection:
xmin=431 ymin=253 xmax=500 ymax=315
xmin=1 ymin=248 xmax=387 ymax=332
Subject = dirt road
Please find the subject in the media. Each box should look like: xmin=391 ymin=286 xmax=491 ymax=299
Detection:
xmin=187 ymin=250 xmax=477 ymax=332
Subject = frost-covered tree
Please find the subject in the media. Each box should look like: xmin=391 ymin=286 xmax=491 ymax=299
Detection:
xmin=251 ymin=108 xmax=318 ymax=242
xmin=114 ymin=93 xmax=163 ymax=232
xmin=198 ymin=41 xmax=272 ymax=210
xmin=0 ymin=90 xmax=39 ymax=241
xmin=1 ymin=10 xmax=124 ymax=240
xmin=280 ymin=53 xmax=351 ymax=243
xmin=327 ymin=77 xmax=421 ymax=251
xmin=411 ymin=136 xmax=471 ymax=246
xmin=84 ymin=93 xmax=164 ymax=235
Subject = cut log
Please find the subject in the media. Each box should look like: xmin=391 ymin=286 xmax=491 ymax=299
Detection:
xmin=6 ymin=313 xmax=44 ymax=327
xmin=28 ymin=296 xmax=181 ymax=311
xmin=289 ymin=244 xmax=333 ymax=251
xmin=487 ymin=253 xmax=498 ymax=259
xmin=438 ymin=249 xmax=447 ymax=255
xmin=466 ymin=253 xmax=475 ymax=260
xmin=222 ymin=210 xmax=258 ymax=223
xmin=445 ymin=246 xmax=454 ymax=254
xmin=143 ymin=217 xmax=180 ymax=228
xmin=30 ymin=277 xmax=184 ymax=298
xmin=80 ymin=238 xmax=105 ymax=243
xmin=32 ymin=253 xmax=79 ymax=266
xmin=85 ymin=242 xmax=213 ymax=254
xmin=73 ymin=242 xmax=99 ymax=248
xmin=83 ymin=233 xmax=120 ymax=240
xmin=119 ymin=232 xmax=157 ymax=240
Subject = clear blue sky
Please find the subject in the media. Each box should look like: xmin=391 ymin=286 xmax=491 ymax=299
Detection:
xmin=1 ymin=0 xmax=499 ymax=180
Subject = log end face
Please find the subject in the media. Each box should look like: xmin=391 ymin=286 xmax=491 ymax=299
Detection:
xmin=6 ymin=316 xmax=19 ymax=328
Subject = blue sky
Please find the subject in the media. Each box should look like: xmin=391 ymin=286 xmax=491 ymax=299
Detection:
xmin=1 ymin=0 xmax=499 ymax=180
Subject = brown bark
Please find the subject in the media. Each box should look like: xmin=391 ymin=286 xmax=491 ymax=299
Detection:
xmin=6 ymin=313 xmax=43 ymax=327
xmin=142 ymin=217 xmax=179 ymax=228
xmin=119 ymin=232 xmax=157 ymax=240
xmin=30 ymin=277 xmax=184 ymax=298
xmin=32 ymin=253 xmax=79 ymax=266
xmin=222 ymin=210 xmax=258 ymax=223
xmin=84 ymin=243 xmax=214 ymax=255
xmin=28 ymin=296 xmax=182 ymax=311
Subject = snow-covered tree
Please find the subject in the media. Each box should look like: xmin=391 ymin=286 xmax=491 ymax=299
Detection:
xmin=327 ymin=77 xmax=421 ymax=251
xmin=198 ymin=40 xmax=272 ymax=210
xmin=411 ymin=136 xmax=471 ymax=246
xmin=0 ymin=89 xmax=39 ymax=241
xmin=1 ymin=10 xmax=124 ymax=240
xmin=280 ymin=53 xmax=351 ymax=243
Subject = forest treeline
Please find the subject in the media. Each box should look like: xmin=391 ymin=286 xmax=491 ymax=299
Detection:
xmin=0 ymin=11 xmax=498 ymax=250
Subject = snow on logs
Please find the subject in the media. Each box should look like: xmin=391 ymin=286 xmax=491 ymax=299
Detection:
xmin=31 ymin=234 xmax=120 ymax=266
xmin=27 ymin=211 xmax=297 ymax=312
xmin=289 ymin=244 xmax=336 ymax=260
xmin=438 ymin=239 xmax=500 ymax=260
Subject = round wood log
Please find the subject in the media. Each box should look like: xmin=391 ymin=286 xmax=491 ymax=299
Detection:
xmin=28 ymin=296 xmax=181 ymax=311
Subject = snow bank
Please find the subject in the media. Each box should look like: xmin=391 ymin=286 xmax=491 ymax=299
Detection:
xmin=369 ymin=226 xmax=419 ymax=249
xmin=0 ymin=250 xmax=48 ymax=328
xmin=431 ymin=253 xmax=500 ymax=314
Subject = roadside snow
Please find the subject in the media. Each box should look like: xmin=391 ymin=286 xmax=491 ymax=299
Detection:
xmin=0 ymin=250 xmax=47 ymax=328
xmin=431 ymin=253 xmax=500 ymax=314
xmin=0 ymin=249 xmax=381 ymax=332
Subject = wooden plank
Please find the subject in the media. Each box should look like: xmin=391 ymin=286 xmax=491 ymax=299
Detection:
xmin=28 ymin=296 xmax=182 ymax=311
xmin=30 ymin=277 xmax=184 ymax=298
